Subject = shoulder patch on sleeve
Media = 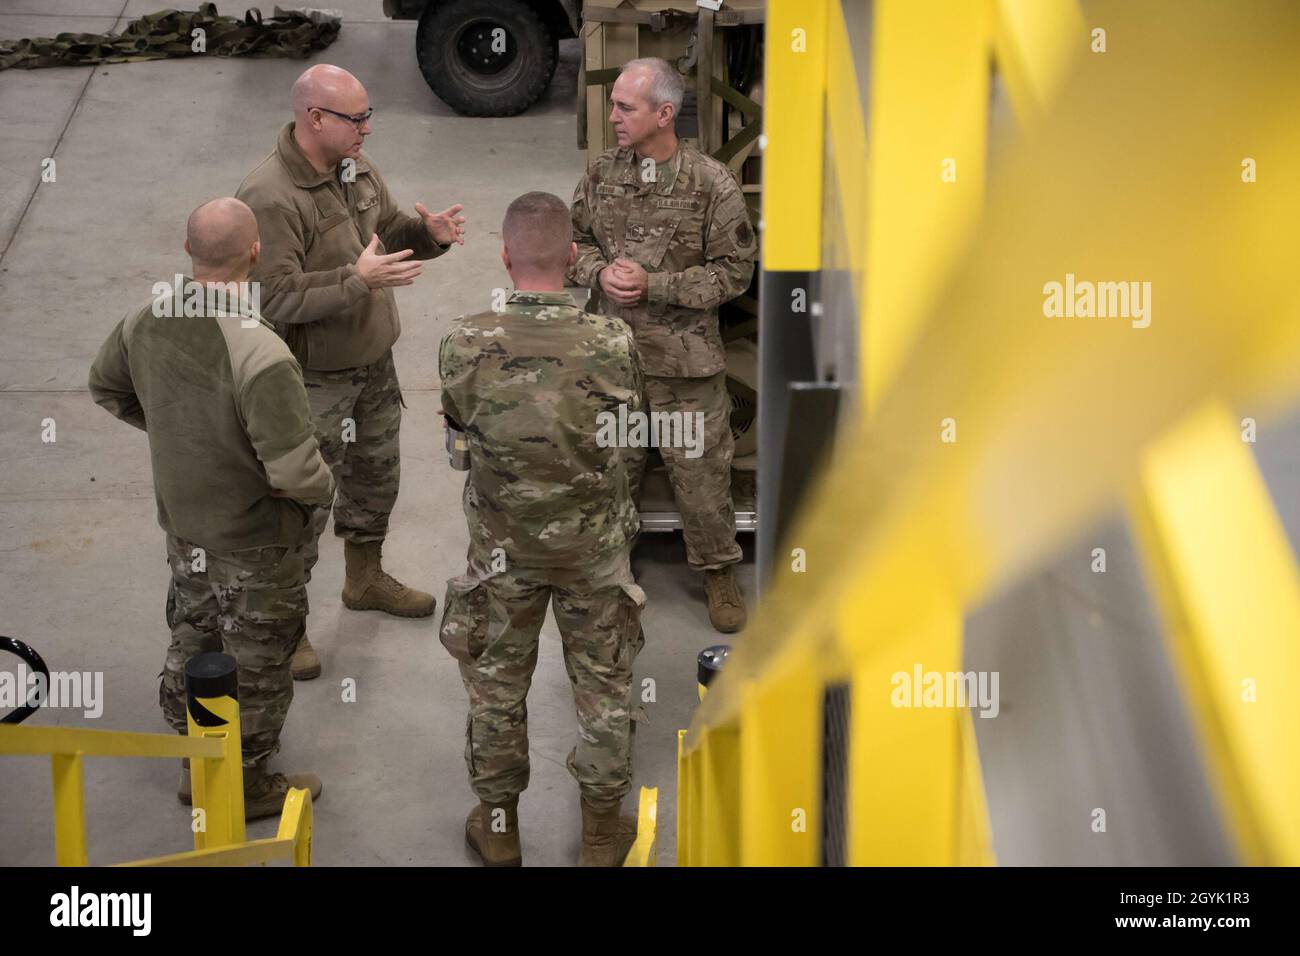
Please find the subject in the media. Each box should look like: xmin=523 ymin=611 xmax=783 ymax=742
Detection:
xmin=733 ymin=219 xmax=754 ymax=247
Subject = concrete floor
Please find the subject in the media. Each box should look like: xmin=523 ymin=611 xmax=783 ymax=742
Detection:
xmin=4 ymin=1 xmax=1298 ymax=869
xmin=0 ymin=0 xmax=747 ymax=865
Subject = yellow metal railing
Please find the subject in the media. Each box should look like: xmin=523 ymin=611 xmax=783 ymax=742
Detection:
xmin=0 ymin=652 xmax=312 ymax=866
xmin=622 ymin=786 xmax=659 ymax=867
xmin=678 ymin=0 xmax=1300 ymax=866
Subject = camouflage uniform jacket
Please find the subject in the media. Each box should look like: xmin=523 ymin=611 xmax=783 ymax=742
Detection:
xmin=439 ymin=291 xmax=643 ymax=568
xmin=570 ymin=139 xmax=757 ymax=378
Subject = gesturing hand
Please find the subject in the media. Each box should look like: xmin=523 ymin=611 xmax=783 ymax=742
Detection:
xmin=416 ymin=202 xmax=466 ymax=246
xmin=356 ymin=233 xmax=422 ymax=290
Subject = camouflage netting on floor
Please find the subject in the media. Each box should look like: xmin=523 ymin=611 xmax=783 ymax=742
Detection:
xmin=0 ymin=4 xmax=341 ymax=70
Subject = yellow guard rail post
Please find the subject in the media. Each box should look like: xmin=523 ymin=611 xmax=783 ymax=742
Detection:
xmin=0 ymin=651 xmax=313 ymax=866
xmin=622 ymin=787 xmax=659 ymax=867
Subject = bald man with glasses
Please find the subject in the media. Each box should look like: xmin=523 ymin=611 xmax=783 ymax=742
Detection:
xmin=237 ymin=64 xmax=467 ymax=680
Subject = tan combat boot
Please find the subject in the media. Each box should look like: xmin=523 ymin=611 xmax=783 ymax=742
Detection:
xmin=342 ymin=540 xmax=436 ymax=618
xmin=578 ymin=797 xmax=637 ymax=867
xmin=465 ymin=798 xmax=523 ymax=867
xmin=243 ymin=765 xmax=323 ymax=822
xmin=703 ymin=566 xmax=747 ymax=634
xmin=290 ymin=632 xmax=321 ymax=681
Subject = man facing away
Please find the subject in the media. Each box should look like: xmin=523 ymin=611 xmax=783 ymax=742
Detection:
xmin=439 ymin=192 xmax=646 ymax=867
xmin=570 ymin=56 xmax=758 ymax=634
xmin=89 ymin=198 xmax=333 ymax=819
xmin=237 ymin=64 xmax=467 ymax=680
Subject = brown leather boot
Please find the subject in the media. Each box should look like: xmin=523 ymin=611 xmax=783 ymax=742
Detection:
xmin=703 ymin=566 xmax=747 ymax=633
xmin=243 ymin=765 xmax=323 ymax=822
xmin=465 ymin=798 xmax=522 ymax=867
xmin=342 ymin=540 xmax=436 ymax=618
xmin=290 ymin=633 xmax=321 ymax=681
xmin=578 ymin=797 xmax=637 ymax=867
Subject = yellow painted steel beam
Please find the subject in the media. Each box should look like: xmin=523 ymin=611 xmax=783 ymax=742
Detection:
xmin=821 ymin=0 xmax=866 ymax=296
xmin=51 ymin=753 xmax=88 ymax=867
xmin=118 ymin=837 xmax=294 ymax=868
xmin=993 ymin=0 xmax=1086 ymax=124
xmin=119 ymin=789 xmax=314 ymax=867
xmin=739 ymin=656 xmax=820 ymax=865
xmin=189 ymin=691 xmax=246 ymax=851
xmin=623 ymin=786 xmax=659 ymax=866
xmin=1132 ymin=402 xmax=1300 ymax=865
xmin=761 ymin=0 xmax=827 ymax=272
xmin=862 ymin=0 xmax=993 ymax=410
xmin=676 ymin=730 xmax=691 ymax=865
xmin=685 ymin=0 xmax=1300 ymax=868
xmin=0 ymin=724 xmax=223 ymax=760
xmin=679 ymin=729 xmax=717 ymax=867
xmin=693 ymin=0 xmax=1300 ymax=740
xmin=956 ymin=709 xmax=996 ymax=866
xmin=697 ymin=725 xmax=741 ymax=866
xmin=846 ymin=596 xmax=964 ymax=865
xmin=276 ymin=788 xmax=314 ymax=867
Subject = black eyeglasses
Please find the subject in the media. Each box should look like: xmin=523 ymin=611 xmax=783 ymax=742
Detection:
xmin=311 ymin=106 xmax=374 ymax=129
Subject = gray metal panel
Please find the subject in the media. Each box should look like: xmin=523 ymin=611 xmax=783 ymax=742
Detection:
xmin=841 ymin=0 xmax=872 ymax=116
xmin=756 ymin=270 xmax=818 ymax=587
xmin=1253 ymin=404 xmax=1300 ymax=562
xmin=966 ymin=515 xmax=1236 ymax=865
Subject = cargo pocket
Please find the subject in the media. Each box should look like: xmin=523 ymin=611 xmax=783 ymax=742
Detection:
xmin=439 ymin=575 xmax=489 ymax=665
xmin=615 ymin=580 xmax=647 ymax=665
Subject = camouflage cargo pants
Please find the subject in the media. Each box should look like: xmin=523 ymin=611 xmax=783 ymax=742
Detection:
xmin=439 ymin=548 xmax=646 ymax=809
xmin=301 ymin=349 xmax=402 ymax=581
xmin=627 ymin=371 xmax=742 ymax=570
xmin=160 ymin=535 xmax=307 ymax=767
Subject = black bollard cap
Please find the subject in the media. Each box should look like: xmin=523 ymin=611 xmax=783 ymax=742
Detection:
xmin=697 ymin=644 xmax=731 ymax=688
xmin=185 ymin=652 xmax=239 ymax=700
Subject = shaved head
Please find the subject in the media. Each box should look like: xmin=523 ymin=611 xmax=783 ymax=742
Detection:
xmin=292 ymin=63 xmax=365 ymax=116
xmin=290 ymin=64 xmax=372 ymax=169
xmin=502 ymin=192 xmax=573 ymax=275
xmin=186 ymin=198 xmax=259 ymax=276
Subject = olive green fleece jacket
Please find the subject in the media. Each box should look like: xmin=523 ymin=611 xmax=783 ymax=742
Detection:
xmin=236 ymin=122 xmax=449 ymax=371
xmin=88 ymin=297 xmax=335 ymax=551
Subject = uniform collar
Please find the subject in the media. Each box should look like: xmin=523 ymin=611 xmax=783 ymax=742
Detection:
xmin=276 ymin=121 xmax=371 ymax=189
xmin=653 ymin=143 xmax=688 ymax=194
xmin=506 ymin=290 xmax=577 ymax=309
xmin=615 ymin=140 xmax=690 ymax=195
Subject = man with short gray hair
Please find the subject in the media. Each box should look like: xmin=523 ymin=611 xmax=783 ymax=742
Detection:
xmin=570 ymin=56 xmax=757 ymax=633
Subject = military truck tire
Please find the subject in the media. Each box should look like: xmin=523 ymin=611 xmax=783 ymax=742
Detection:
xmin=416 ymin=0 xmax=558 ymax=117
